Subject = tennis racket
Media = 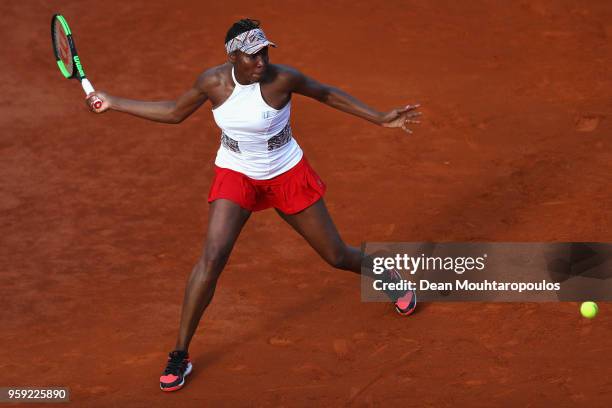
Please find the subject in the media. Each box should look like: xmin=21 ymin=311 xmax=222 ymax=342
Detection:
xmin=51 ymin=13 xmax=102 ymax=109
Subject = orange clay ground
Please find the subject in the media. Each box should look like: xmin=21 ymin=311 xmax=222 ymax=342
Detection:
xmin=1 ymin=1 xmax=611 ymax=406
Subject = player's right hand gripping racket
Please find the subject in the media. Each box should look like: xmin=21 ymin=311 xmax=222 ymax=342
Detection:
xmin=51 ymin=14 xmax=102 ymax=109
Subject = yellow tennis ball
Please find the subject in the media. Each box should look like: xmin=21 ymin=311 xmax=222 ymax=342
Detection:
xmin=580 ymin=301 xmax=598 ymax=319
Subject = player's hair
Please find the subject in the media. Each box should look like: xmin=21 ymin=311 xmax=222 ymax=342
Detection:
xmin=225 ymin=18 xmax=261 ymax=43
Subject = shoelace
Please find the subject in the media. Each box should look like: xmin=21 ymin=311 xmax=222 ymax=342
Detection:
xmin=164 ymin=353 xmax=187 ymax=375
xmin=387 ymin=268 xmax=404 ymax=283
xmin=384 ymin=268 xmax=411 ymax=302
xmin=392 ymin=269 xmax=401 ymax=281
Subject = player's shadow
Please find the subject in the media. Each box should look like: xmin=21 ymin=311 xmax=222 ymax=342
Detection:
xmin=189 ymin=270 xmax=425 ymax=377
xmin=189 ymin=284 xmax=342 ymax=379
xmin=546 ymin=242 xmax=610 ymax=282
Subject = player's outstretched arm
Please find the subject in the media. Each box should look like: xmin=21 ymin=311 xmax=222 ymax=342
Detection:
xmin=85 ymin=72 xmax=210 ymax=124
xmin=287 ymin=66 xmax=421 ymax=134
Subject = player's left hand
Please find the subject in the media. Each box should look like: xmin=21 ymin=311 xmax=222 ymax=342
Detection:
xmin=380 ymin=104 xmax=422 ymax=133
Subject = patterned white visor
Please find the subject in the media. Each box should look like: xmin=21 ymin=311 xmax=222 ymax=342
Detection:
xmin=225 ymin=28 xmax=276 ymax=55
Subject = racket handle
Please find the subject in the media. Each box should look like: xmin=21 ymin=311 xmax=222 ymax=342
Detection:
xmin=81 ymin=78 xmax=95 ymax=95
xmin=81 ymin=78 xmax=103 ymax=110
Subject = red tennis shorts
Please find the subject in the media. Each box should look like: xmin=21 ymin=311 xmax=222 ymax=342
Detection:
xmin=207 ymin=156 xmax=326 ymax=214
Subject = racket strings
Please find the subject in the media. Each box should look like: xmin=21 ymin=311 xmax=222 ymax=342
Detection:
xmin=53 ymin=21 xmax=73 ymax=74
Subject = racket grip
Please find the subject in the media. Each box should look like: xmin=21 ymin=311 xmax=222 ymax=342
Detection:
xmin=81 ymin=78 xmax=102 ymax=110
xmin=81 ymin=78 xmax=95 ymax=95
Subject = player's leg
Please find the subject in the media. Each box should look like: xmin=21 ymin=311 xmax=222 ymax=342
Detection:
xmin=161 ymin=199 xmax=251 ymax=392
xmin=175 ymin=199 xmax=252 ymax=351
xmin=275 ymin=198 xmax=364 ymax=275
xmin=275 ymin=198 xmax=416 ymax=315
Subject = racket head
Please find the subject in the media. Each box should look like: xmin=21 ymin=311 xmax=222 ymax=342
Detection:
xmin=51 ymin=14 xmax=78 ymax=79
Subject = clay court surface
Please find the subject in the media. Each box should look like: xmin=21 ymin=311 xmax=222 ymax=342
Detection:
xmin=1 ymin=0 xmax=611 ymax=406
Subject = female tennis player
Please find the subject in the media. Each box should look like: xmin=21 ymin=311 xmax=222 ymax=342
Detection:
xmin=87 ymin=19 xmax=421 ymax=392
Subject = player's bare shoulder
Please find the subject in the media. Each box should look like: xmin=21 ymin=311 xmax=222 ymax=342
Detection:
xmin=196 ymin=63 xmax=233 ymax=94
xmin=268 ymin=64 xmax=306 ymax=91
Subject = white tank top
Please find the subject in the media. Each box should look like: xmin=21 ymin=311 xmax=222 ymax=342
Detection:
xmin=211 ymin=67 xmax=303 ymax=180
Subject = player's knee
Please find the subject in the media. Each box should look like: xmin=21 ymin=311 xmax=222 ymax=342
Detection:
xmin=205 ymin=240 xmax=232 ymax=258
xmin=198 ymin=246 xmax=231 ymax=274
xmin=325 ymin=248 xmax=349 ymax=270
xmin=193 ymin=256 xmax=222 ymax=284
xmin=204 ymin=254 xmax=228 ymax=273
